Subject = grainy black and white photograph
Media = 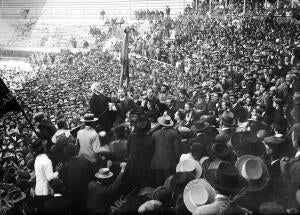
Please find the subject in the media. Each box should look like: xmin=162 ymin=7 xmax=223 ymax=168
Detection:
xmin=0 ymin=0 xmax=300 ymax=214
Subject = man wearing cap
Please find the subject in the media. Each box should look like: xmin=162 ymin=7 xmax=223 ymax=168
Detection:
xmin=150 ymin=114 xmax=182 ymax=187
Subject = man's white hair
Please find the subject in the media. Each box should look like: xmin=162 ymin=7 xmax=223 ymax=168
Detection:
xmin=91 ymin=82 xmax=101 ymax=94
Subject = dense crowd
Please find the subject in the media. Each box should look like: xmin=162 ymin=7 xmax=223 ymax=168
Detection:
xmin=2 ymin=2 xmax=300 ymax=215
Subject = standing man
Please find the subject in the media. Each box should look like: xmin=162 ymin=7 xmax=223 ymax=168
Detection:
xmin=89 ymin=82 xmax=115 ymax=132
xmin=150 ymin=114 xmax=182 ymax=186
xmin=166 ymin=5 xmax=170 ymax=18
xmin=77 ymin=114 xmax=109 ymax=171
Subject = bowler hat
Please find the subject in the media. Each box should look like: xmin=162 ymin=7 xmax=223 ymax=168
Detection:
xmin=190 ymin=120 xmax=210 ymax=132
xmin=220 ymin=111 xmax=237 ymax=127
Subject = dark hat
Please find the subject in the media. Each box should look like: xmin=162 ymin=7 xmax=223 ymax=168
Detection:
xmin=152 ymin=186 xmax=172 ymax=204
xmin=220 ymin=111 xmax=237 ymax=127
xmin=33 ymin=112 xmax=44 ymax=122
xmin=230 ymin=131 xmax=266 ymax=157
xmin=205 ymin=161 xmax=247 ymax=193
xmin=190 ymin=120 xmax=210 ymax=133
xmin=178 ymin=126 xmax=194 ymax=139
xmin=211 ymin=142 xmax=230 ymax=160
xmin=170 ymin=172 xmax=195 ymax=194
xmin=263 ymin=135 xmax=285 ymax=149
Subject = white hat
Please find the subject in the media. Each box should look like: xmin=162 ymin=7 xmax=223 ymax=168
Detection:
xmin=95 ymin=168 xmax=113 ymax=179
xmin=183 ymin=179 xmax=216 ymax=213
xmin=176 ymin=159 xmax=202 ymax=179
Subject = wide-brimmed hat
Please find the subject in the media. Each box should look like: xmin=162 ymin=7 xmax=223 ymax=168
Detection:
xmin=176 ymin=159 xmax=202 ymax=179
xmin=183 ymin=179 xmax=216 ymax=213
xmin=205 ymin=161 xmax=247 ymax=193
xmin=157 ymin=115 xmax=174 ymax=127
xmin=7 ymin=187 xmax=26 ymax=203
xmin=235 ymin=155 xmax=269 ymax=192
xmin=95 ymin=168 xmax=113 ymax=179
xmin=220 ymin=111 xmax=237 ymax=127
xmin=190 ymin=120 xmax=210 ymax=132
xmin=211 ymin=142 xmax=230 ymax=160
xmin=178 ymin=126 xmax=194 ymax=139
xmin=81 ymin=113 xmax=98 ymax=123
xmin=230 ymin=131 xmax=266 ymax=157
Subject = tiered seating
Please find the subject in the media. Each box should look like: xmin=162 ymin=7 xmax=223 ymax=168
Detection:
xmin=2 ymin=0 xmax=191 ymax=20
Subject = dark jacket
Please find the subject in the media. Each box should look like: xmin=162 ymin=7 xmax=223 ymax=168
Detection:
xmin=89 ymin=93 xmax=112 ymax=132
xmin=123 ymin=133 xmax=155 ymax=190
xmin=60 ymin=157 xmax=91 ymax=209
xmin=43 ymin=195 xmax=72 ymax=215
xmin=150 ymin=127 xmax=182 ymax=170
xmin=87 ymin=172 xmax=123 ymax=213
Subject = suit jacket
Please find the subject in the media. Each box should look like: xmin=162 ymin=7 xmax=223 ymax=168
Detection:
xmin=60 ymin=157 xmax=92 ymax=204
xmin=43 ymin=195 xmax=72 ymax=215
xmin=89 ymin=93 xmax=112 ymax=132
xmin=87 ymin=172 xmax=123 ymax=213
xmin=283 ymin=156 xmax=300 ymax=208
xmin=150 ymin=127 xmax=182 ymax=170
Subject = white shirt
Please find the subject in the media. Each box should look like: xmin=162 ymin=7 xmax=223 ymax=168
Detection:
xmin=295 ymin=151 xmax=300 ymax=158
xmin=34 ymin=154 xmax=58 ymax=196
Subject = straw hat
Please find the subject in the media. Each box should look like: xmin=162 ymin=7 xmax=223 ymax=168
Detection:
xmin=81 ymin=113 xmax=98 ymax=123
xmin=183 ymin=179 xmax=216 ymax=213
xmin=235 ymin=155 xmax=269 ymax=192
xmin=157 ymin=114 xmax=174 ymax=127
xmin=95 ymin=168 xmax=113 ymax=179
xmin=176 ymin=159 xmax=202 ymax=179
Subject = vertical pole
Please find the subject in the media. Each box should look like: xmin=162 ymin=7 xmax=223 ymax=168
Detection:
xmin=2 ymin=0 xmax=4 ymax=18
xmin=243 ymin=0 xmax=246 ymax=14
xmin=292 ymin=0 xmax=294 ymax=8
xmin=277 ymin=0 xmax=279 ymax=9
xmin=225 ymin=0 xmax=228 ymax=8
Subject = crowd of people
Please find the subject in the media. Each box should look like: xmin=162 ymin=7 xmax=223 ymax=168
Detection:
xmin=2 ymin=1 xmax=300 ymax=215
xmin=134 ymin=10 xmax=166 ymax=21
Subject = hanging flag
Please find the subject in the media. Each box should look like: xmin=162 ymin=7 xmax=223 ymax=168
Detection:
xmin=119 ymin=27 xmax=131 ymax=89
xmin=0 ymin=77 xmax=22 ymax=117
xmin=0 ymin=77 xmax=40 ymax=137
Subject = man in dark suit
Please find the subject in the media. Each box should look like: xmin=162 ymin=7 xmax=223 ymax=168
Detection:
xmin=89 ymin=82 xmax=114 ymax=132
xmin=150 ymin=115 xmax=182 ymax=187
xmin=60 ymin=144 xmax=91 ymax=213
xmin=43 ymin=178 xmax=72 ymax=215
